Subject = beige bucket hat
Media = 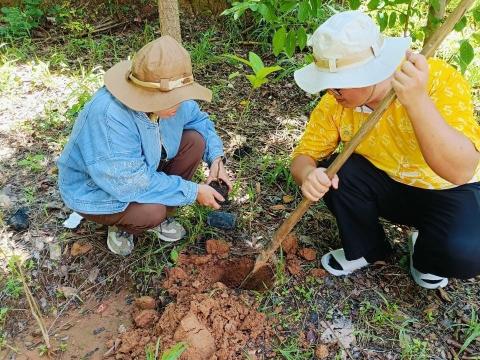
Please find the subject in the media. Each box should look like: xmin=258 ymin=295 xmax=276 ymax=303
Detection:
xmin=294 ymin=11 xmax=411 ymax=94
xmin=104 ymin=35 xmax=212 ymax=112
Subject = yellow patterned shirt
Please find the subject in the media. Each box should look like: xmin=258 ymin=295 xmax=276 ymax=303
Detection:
xmin=292 ymin=58 xmax=480 ymax=189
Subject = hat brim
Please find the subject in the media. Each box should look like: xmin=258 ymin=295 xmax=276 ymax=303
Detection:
xmin=294 ymin=37 xmax=411 ymax=94
xmin=104 ymin=60 xmax=212 ymax=112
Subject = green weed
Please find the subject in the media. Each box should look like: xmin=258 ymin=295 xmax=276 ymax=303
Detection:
xmin=399 ymin=331 xmax=429 ymax=360
xmin=18 ymin=153 xmax=45 ymax=172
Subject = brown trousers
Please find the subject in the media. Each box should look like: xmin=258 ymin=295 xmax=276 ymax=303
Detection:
xmin=80 ymin=130 xmax=205 ymax=234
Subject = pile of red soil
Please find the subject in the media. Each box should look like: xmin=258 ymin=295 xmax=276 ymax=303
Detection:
xmin=106 ymin=240 xmax=275 ymax=359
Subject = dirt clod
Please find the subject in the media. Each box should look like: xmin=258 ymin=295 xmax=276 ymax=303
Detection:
xmin=174 ymin=312 xmax=215 ymax=359
xmin=298 ymin=248 xmax=317 ymax=261
xmin=206 ymin=239 xmax=230 ymax=256
xmin=209 ymin=179 xmax=229 ymax=204
xmin=310 ymin=268 xmax=327 ymax=278
xmin=287 ymin=258 xmax=302 ymax=275
xmin=133 ymin=309 xmax=158 ymax=328
xmin=135 ymin=296 xmax=156 ymax=310
xmin=281 ymin=233 xmax=298 ymax=255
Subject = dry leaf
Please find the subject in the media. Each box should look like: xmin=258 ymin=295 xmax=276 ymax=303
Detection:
xmin=438 ymin=288 xmax=452 ymax=302
xmin=315 ymin=344 xmax=329 ymax=359
xmin=270 ymin=204 xmax=286 ymax=211
xmin=282 ymin=195 xmax=294 ymax=203
xmin=70 ymin=242 xmax=93 ymax=257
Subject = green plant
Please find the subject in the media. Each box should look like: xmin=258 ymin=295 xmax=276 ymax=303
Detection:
xmin=18 ymin=153 xmax=45 ymax=172
xmin=38 ymin=343 xmax=48 ymax=356
xmin=226 ymin=52 xmax=282 ymax=90
xmin=145 ymin=343 xmax=157 ymax=360
xmin=0 ymin=0 xmax=43 ymax=38
xmin=458 ymin=309 xmax=480 ymax=355
xmin=222 ymin=0 xmax=334 ymax=57
xmin=58 ymin=342 xmax=67 ymax=352
xmin=160 ymin=342 xmax=187 ymax=360
xmin=225 ymin=51 xmax=282 ymax=128
xmin=399 ymin=330 xmax=429 ymax=360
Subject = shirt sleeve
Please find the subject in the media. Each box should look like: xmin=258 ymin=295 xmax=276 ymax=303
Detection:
xmin=183 ymin=100 xmax=225 ymax=166
xmin=292 ymin=94 xmax=340 ymax=161
xmin=84 ymin=112 xmax=198 ymax=207
xmin=430 ymin=61 xmax=480 ymax=152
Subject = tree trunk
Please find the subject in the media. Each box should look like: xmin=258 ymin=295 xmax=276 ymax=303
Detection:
xmin=423 ymin=0 xmax=447 ymax=46
xmin=158 ymin=0 xmax=182 ymax=43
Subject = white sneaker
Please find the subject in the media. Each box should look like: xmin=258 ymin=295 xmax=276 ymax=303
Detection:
xmin=149 ymin=218 xmax=186 ymax=242
xmin=409 ymin=231 xmax=448 ymax=289
xmin=107 ymin=226 xmax=134 ymax=256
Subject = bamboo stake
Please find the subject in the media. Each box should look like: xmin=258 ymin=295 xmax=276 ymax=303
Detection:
xmin=245 ymin=0 xmax=476 ymax=280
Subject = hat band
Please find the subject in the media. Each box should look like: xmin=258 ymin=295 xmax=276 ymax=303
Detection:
xmin=314 ymin=36 xmax=384 ymax=73
xmin=128 ymin=72 xmax=194 ymax=91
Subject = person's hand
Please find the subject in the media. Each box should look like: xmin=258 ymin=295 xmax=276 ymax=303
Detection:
xmin=301 ymin=167 xmax=339 ymax=202
xmin=392 ymin=51 xmax=429 ymax=108
xmin=206 ymin=157 xmax=233 ymax=191
xmin=196 ymin=184 xmax=225 ymax=209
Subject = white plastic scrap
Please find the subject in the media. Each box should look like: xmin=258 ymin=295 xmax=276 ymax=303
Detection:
xmin=63 ymin=212 xmax=84 ymax=229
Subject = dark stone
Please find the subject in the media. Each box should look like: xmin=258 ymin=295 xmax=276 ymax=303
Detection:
xmin=209 ymin=179 xmax=229 ymax=205
xmin=207 ymin=211 xmax=236 ymax=230
xmin=7 ymin=208 xmax=29 ymax=231
xmin=93 ymin=327 xmax=105 ymax=335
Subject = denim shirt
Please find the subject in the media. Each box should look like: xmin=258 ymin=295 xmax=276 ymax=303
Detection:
xmin=57 ymin=87 xmax=224 ymax=214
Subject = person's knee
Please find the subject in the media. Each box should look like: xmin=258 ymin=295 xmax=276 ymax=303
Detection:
xmin=127 ymin=204 xmax=167 ymax=230
xmin=182 ymin=130 xmax=205 ymax=156
xmin=437 ymin=234 xmax=480 ymax=278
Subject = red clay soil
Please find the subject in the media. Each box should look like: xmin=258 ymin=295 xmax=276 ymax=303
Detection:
xmin=106 ymin=240 xmax=275 ymax=359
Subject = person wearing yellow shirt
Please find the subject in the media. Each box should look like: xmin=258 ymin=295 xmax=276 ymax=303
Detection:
xmin=291 ymin=11 xmax=480 ymax=289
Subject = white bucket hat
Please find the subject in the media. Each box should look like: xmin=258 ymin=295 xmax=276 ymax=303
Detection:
xmin=294 ymin=11 xmax=411 ymax=94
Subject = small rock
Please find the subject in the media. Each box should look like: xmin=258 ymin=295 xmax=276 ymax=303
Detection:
xmin=315 ymin=344 xmax=329 ymax=359
xmin=58 ymin=286 xmax=77 ymax=298
xmin=298 ymin=248 xmax=317 ymax=261
xmin=70 ymin=242 xmax=93 ymax=257
xmin=135 ymin=296 xmax=156 ymax=310
xmin=206 ymin=211 xmax=236 ymax=230
xmin=49 ymin=242 xmax=62 ymax=261
xmin=45 ymin=201 xmax=63 ymax=210
xmin=134 ymin=309 xmax=158 ymax=328
xmin=93 ymin=327 xmax=105 ymax=335
xmin=306 ymin=329 xmax=316 ymax=343
xmin=0 ymin=193 xmax=13 ymax=209
xmin=7 ymin=208 xmax=29 ymax=231
xmin=88 ymin=267 xmax=100 ymax=283
xmin=118 ymin=324 xmax=127 ymax=334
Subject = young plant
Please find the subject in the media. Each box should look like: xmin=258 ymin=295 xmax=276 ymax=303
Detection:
xmin=225 ymin=51 xmax=282 ymax=128
xmin=160 ymin=342 xmax=187 ymax=360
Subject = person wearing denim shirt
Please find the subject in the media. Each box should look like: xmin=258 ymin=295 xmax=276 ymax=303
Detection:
xmin=58 ymin=36 xmax=231 ymax=256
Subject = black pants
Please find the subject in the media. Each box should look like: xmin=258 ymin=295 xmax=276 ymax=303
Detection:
xmin=320 ymin=154 xmax=480 ymax=279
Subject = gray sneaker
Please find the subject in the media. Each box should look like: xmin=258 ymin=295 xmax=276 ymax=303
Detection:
xmin=150 ymin=218 xmax=186 ymax=242
xmin=107 ymin=226 xmax=134 ymax=256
